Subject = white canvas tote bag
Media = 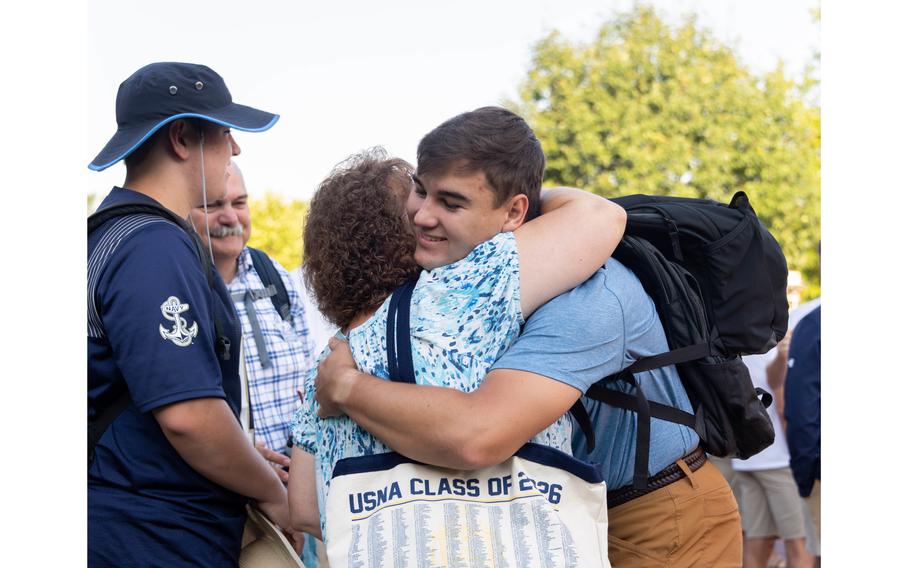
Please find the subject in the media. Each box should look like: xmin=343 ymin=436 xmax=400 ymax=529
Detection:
xmin=323 ymin=281 xmax=610 ymax=567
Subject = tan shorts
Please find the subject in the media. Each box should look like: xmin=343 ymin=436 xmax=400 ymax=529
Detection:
xmin=802 ymin=480 xmax=821 ymax=556
xmin=732 ymin=467 xmax=806 ymax=540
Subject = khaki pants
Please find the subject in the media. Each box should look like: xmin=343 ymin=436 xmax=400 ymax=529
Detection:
xmin=608 ymin=458 xmax=743 ymax=567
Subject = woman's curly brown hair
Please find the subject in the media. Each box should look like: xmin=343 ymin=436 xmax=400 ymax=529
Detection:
xmin=303 ymin=148 xmax=421 ymax=329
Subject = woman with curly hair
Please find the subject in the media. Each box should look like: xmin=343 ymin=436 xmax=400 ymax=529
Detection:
xmin=300 ymin=148 xmax=421 ymax=333
xmin=288 ymin=109 xmax=627 ymax=546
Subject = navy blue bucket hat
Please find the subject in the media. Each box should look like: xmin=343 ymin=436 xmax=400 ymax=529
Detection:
xmin=89 ymin=62 xmax=279 ymax=171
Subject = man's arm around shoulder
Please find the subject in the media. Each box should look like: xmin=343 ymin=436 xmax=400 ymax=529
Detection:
xmin=316 ymin=339 xmax=581 ymax=470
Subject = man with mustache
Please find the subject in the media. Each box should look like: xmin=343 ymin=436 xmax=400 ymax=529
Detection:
xmin=190 ymin=160 xmax=319 ymax=565
xmin=190 ymin=161 xmax=316 ymax=477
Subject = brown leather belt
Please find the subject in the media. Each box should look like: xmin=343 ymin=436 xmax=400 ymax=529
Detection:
xmin=607 ymin=446 xmax=707 ymax=508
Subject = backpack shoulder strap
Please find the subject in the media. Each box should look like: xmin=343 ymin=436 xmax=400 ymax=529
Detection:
xmin=248 ymin=247 xmax=292 ymax=321
xmin=88 ymin=202 xmax=186 ymax=234
xmin=569 ymin=400 xmax=596 ymax=454
xmin=624 ymin=343 xmax=711 ymax=373
xmin=89 ymin=202 xmax=216 ymax=289
xmin=88 ymin=394 xmax=130 ymax=466
xmin=585 ymin=383 xmax=697 ymax=429
xmin=571 ymin=350 xmax=705 ymax=459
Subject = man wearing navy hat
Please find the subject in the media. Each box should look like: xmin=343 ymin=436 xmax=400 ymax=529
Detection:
xmin=87 ymin=62 xmax=294 ymax=567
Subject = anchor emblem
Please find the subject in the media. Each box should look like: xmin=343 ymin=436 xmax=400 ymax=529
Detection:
xmin=158 ymin=296 xmax=198 ymax=347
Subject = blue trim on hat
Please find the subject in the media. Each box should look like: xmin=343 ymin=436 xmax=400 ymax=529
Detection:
xmin=88 ymin=112 xmax=279 ymax=171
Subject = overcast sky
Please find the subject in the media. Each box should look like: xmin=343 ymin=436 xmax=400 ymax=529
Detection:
xmin=86 ymin=0 xmax=819 ymax=203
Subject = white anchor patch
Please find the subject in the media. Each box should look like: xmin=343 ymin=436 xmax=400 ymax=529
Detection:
xmin=159 ymin=296 xmax=199 ymax=347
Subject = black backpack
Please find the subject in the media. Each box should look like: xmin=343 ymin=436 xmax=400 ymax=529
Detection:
xmin=86 ymin=202 xmax=289 ymax=465
xmin=570 ymin=191 xmax=787 ymax=489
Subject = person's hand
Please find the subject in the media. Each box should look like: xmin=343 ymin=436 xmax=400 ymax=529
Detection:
xmin=255 ymin=440 xmax=291 ymax=484
xmin=284 ymin=530 xmax=305 ymax=555
xmin=315 ymin=337 xmax=359 ymax=418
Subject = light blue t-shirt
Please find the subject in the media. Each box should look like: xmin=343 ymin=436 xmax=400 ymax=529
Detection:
xmin=492 ymin=258 xmax=699 ymax=490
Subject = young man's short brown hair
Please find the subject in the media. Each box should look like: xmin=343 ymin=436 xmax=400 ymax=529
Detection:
xmin=416 ymin=107 xmax=545 ymax=221
xmin=303 ymin=148 xmax=420 ymax=328
xmin=123 ymin=118 xmax=210 ymax=171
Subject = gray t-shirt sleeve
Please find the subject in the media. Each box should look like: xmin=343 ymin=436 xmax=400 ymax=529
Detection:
xmin=491 ymin=267 xmax=630 ymax=393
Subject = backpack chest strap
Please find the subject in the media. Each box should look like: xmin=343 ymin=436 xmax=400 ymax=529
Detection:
xmin=232 ymin=287 xmax=279 ymax=369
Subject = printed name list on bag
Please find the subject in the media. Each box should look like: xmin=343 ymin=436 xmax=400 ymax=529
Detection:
xmin=326 ymin=449 xmax=610 ymax=568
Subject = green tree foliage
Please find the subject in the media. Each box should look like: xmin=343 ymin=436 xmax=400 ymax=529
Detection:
xmin=247 ymin=191 xmax=309 ymax=272
xmin=513 ymin=6 xmax=820 ymax=298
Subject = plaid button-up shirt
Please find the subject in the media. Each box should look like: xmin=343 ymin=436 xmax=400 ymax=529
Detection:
xmin=228 ymin=248 xmax=315 ymax=452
